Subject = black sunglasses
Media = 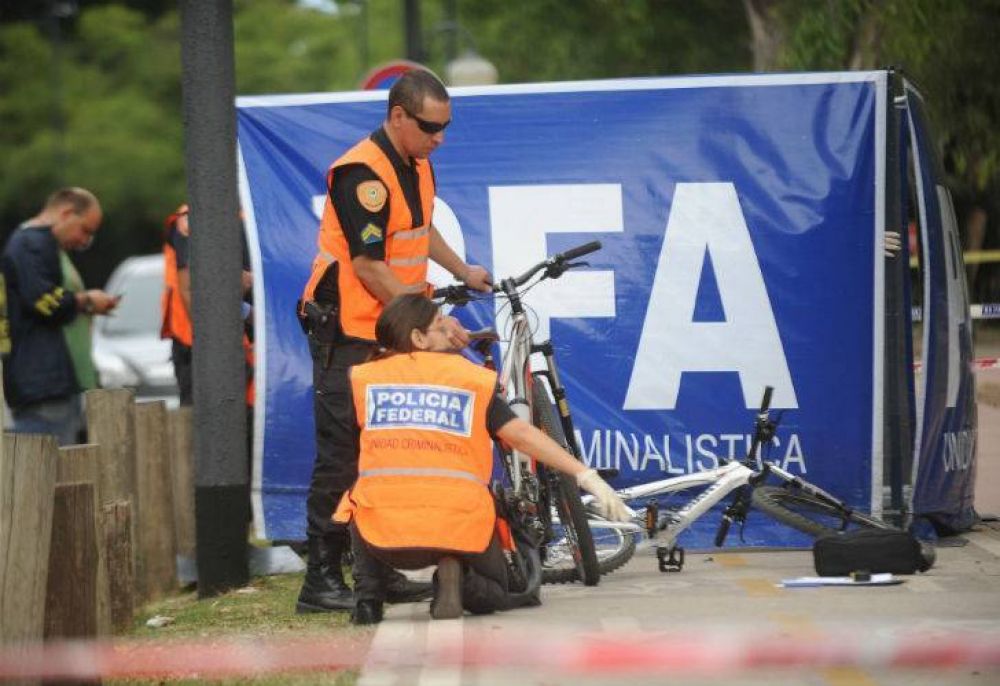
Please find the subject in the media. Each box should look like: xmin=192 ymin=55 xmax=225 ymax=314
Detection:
xmin=401 ymin=106 xmax=451 ymax=135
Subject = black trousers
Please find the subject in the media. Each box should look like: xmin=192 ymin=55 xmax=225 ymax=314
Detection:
xmin=350 ymin=523 xmax=511 ymax=612
xmin=171 ymin=340 xmax=193 ymax=406
xmin=306 ymin=338 xmax=376 ymax=540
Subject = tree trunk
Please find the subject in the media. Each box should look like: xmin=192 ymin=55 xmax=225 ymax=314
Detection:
xmin=964 ymin=205 xmax=988 ymax=296
xmin=848 ymin=0 xmax=886 ymax=70
xmin=742 ymin=0 xmax=785 ymax=72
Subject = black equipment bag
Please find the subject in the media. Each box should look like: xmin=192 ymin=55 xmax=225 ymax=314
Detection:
xmin=813 ymin=529 xmax=932 ymax=576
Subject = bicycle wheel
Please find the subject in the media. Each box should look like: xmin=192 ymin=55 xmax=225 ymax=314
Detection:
xmin=543 ymin=511 xmax=637 ymax=584
xmin=531 ymin=383 xmax=601 ymax=585
xmin=752 ymin=485 xmax=893 ymax=538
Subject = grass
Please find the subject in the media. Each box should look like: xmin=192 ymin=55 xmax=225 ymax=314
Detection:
xmin=112 ymin=571 xmax=362 ymax=685
xmin=132 ymin=573 xmax=347 ymax=640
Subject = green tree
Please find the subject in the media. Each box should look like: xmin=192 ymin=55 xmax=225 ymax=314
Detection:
xmin=743 ymin=0 xmax=1000 ymax=299
xmin=444 ymin=0 xmax=749 ymax=83
xmin=0 ymin=1 xmax=374 ymax=286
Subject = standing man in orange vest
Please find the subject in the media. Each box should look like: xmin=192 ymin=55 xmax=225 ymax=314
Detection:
xmin=297 ymin=69 xmax=492 ymax=613
xmin=162 ymin=204 xmax=254 ymax=406
xmin=161 ymin=204 xmax=194 ymax=405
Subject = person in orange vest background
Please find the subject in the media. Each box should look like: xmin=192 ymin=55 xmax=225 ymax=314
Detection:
xmin=334 ymin=294 xmax=630 ymax=624
xmin=161 ymin=204 xmax=254 ymax=407
xmin=296 ymin=69 xmax=492 ymax=613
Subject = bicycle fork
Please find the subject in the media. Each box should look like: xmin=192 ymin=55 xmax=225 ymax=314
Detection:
xmin=531 ymin=340 xmax=583 ymax=461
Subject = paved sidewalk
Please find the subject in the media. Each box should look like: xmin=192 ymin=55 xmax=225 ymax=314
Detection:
xmin=975 ymin=366 xmax=1000 ymax=516
xmin=359 ymin=524 xmax=1000 ymax=685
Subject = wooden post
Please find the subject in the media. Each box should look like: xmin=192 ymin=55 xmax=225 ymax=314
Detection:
xmin=44 ymin=482 xmax=98 ymax=639
xmin=57 ymin=443 xmax=100 ymax=489
xmin=56 ymin=444 xmax=112 ymax=636
xmin=134 ymin=401 xmax=176 ymax=601
xmin=169 ymin=406 xmax=196 ymax=558
xmin=85 ymin=388 xmax=137 ymax=506
xmin=102 ymin=500 xmax=134 ymax=634
xmin=0 ymin=434 xmax=58 ymax=643
xmin=85 ymin=388 xmax=138 ymax=613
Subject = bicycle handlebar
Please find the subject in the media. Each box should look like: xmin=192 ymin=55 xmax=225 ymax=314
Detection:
xmin=432 ymin=240 xmax=603 ymax=305
xmin=759 ymin=386 xmax=773 ymax=415
xmin=745 ymin=385 xmax=776 ymax=468
xmin=431 ymin=283 xmax=478 ymax=304
xmin=560 ymin=240 xmax=602 ymax=262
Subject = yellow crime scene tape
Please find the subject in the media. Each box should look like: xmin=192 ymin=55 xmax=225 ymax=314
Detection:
xmin=910 ymin=249 xmax=1000 ymax=268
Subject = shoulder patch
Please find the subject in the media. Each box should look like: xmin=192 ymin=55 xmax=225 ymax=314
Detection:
xmin=360 ymin=223 xmax=384 ymax=245
xmin=356 ymin=180 xmax=388 ymax=212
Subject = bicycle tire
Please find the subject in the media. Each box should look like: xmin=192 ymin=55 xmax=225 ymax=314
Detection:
xmin=531 ymin=383 xmax=601 ymax=585
xmin=585 ymin=518 xmax=636 ymax=576
xmin=752 ymin=485 xmax=893 ymax=538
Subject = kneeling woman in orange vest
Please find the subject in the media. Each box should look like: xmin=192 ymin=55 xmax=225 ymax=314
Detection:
xmin=334 ymin=294 xmax=629 ymax=624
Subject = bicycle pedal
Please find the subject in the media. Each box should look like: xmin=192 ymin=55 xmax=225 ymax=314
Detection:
xmin=656 ymin=545 xmax=685 ymax=573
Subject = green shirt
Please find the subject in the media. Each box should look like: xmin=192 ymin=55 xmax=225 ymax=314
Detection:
xmin=59 ymin=251 xmax=98 ymax=390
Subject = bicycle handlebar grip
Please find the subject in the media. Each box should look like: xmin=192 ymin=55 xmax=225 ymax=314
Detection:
xmin=759 ymin=386 xmax=774 ymax=413
xmin=431 ymin=285 xmax=467 ymax=302
xmin=560 ymin=240 xmax=602 ymax=262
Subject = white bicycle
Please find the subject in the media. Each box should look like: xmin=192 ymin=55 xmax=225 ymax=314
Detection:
xmin=585 ymin=387 xmax=916 ymax=572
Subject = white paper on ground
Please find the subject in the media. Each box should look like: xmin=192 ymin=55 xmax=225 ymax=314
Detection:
xmin=778 ymin=573 xmax=904 ymax=587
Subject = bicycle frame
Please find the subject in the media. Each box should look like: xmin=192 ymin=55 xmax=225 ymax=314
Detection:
xmin=587 ymin=459 xmax=754 ymax=549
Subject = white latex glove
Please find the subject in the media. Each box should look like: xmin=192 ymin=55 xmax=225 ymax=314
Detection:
xmin=576 ymin=468 xmax=631 ymax=523
xmin=884 ymin=230 xmax=902 ymax=257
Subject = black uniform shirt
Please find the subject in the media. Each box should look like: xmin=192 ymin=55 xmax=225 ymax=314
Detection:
xmin=329 ymin=127 xmax=430 ymax=262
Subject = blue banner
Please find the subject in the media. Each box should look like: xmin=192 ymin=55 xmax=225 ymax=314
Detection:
xmin=238 ymin=73 xmax=889 ymax=545
xmin=906 ymin=84 xmax=978 ymax=532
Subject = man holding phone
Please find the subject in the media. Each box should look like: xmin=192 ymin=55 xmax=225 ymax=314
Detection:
xmin=1 ymin=187 xmax=118 ymax=445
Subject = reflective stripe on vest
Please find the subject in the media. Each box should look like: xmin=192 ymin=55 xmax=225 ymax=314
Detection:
xmin=301 ymin=137 xmax=435 ymax=341
xmin=393 ymin=227 xmax=429 ymax=241
xmin=359 ymin=467 xmax=485 ymax=484
xmin=387 ymin=255 xmax=428 ymax=267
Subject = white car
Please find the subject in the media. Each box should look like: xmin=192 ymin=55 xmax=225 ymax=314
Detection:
xmin=91 ymin=254 xmax=178 ymax=405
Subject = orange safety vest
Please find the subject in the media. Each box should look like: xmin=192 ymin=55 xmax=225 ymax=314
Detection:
xmin=301 ymin=137 xmax=435 ymax=341
xmin=244 ymin=332 xmax=255 ymax=407
xmin=160 ymin=204 xmax=254 ymax=406
xmin=161 ymin=205 xmax=192 ymax=347
xmin=334 ymin=351 xmax=497 ymax=554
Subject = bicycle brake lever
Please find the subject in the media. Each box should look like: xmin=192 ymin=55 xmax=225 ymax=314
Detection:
xmin=545 ymin=258 xmax=590 ymax=280
xmin=714 ymin=513 xmax=733 ymax=547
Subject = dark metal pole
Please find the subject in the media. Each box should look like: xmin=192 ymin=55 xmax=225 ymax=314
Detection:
xmin=179 ymin=0 xmax=248 ymax=597
xmin=404 ymin=0 xmax=423 ymax=62
xmin=883 ymin=68 xmax=912 ymax=527
xmin=47 ymin=1 xmax=75 ymax=183
xmin=360 ymin=0 xmax=370 ymax=72
xmin=445 ymin=0 xmax=458 ymax=63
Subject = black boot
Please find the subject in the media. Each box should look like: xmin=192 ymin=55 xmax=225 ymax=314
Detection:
xmin=385 ymin=569 xmax=434 ymax=603
xmin=350 ymin=599 xmax=384 ymax=625
xmin=430 ymin=557 xmax=464 ymax=619
xmin=296 ymin=535 xmax=354 ymax=613
xmin=461 ymin=566 xmax=515 ymax=615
